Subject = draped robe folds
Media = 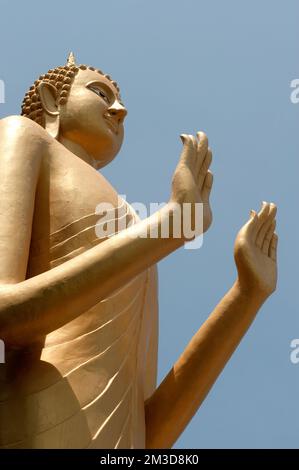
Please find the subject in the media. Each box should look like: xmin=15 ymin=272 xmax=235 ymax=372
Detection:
xmin=0 ymin=199 xmax=159 ymax=449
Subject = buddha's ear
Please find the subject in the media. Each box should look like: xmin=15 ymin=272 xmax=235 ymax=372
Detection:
xmin=37 ymin=82 xmax=60 ymax=139
xmin=37 ymin=82 xmax=59 ymax=116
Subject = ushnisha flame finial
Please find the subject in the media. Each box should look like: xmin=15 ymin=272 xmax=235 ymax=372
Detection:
xmin=66 ymin=52 xmax=77 ymax=67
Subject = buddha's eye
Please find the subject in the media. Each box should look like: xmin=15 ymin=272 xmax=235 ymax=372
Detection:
xmin=89 ymin=86 xmax=110 ymax=104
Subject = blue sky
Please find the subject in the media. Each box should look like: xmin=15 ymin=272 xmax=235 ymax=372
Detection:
xmin=0 ymin=0 xmax=298 ymax=448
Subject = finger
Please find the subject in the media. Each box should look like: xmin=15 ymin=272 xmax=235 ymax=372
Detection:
xmin=256 ymin=203 xmax=277 ymax=248
xmin=243 ymin=209 xmax=259 ymax=239
xmin=262 ymin=220 xmax=276 ymax=255
xmin=192 ymin=132 xmax=208 ymax=178
xmin=269 ymin=233 xmax=278 ymax=261
xmin=196 ymin=131 xmax=209 ymax=155
xmin=195 ymin=131 xmax=209 ymax=174
xmin=190 ymin=134 xmax=198 ymax=158
xmin=202 ymin=171 xmax=213 ymax=202
xmin=252 ymin=201 xmax=270 ymax=238
xmin=180 ymin=134 xmax=197 ymax=167
xmin=197 ymin=149 xmax=212 ymax=189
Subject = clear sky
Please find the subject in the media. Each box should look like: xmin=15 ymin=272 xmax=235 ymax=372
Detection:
xmin=0 ymin=0 xmax=298 ymax=449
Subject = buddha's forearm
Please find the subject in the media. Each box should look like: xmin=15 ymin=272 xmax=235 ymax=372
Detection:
xmin=0 ymin=202 xmax=183 ymax=346
xmin=144 ymin=281 xmax=267 ymax=449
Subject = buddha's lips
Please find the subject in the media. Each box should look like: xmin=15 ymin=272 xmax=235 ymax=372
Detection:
xmin=104 ymin=115 xmax=119 ymax=134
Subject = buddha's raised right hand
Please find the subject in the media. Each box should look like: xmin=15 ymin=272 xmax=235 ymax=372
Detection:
xmin=169 ymin=131 xmax=213 ymax=236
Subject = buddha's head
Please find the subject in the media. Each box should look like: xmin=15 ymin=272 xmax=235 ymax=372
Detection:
xmin=21 ymin=53 xmax=127 ymax=168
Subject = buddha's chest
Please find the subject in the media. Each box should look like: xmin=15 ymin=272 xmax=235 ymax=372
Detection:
xmin=27 ymin=150 xmax=127 ymax=276
xmin=49 ymin=153 xmax=120 ymax=232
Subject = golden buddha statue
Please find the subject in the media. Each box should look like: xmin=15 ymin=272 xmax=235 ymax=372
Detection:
xmin=0 ymin=53 xmax=278 ymax=448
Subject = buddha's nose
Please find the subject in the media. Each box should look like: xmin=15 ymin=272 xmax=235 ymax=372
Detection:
xmin=107 ymin=100 xmax=128 ymax=123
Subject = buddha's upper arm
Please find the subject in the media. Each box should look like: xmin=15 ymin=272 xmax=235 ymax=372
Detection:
xmin=0 ymin=116 xmax=45 ymax=284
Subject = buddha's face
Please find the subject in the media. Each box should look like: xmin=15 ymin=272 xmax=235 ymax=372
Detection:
xmin=59 ymin=69 xmax=127 ymax=167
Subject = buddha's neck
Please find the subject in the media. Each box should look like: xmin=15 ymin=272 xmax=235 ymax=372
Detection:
xmin=58 ymin=136 xmax=99 ymax=169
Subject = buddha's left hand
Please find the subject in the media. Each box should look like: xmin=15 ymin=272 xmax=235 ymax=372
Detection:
xmin=234 ymin=202 xmax=278 ymax=301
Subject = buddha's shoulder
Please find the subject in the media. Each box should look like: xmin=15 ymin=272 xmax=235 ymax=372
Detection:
xmin=0 ymin=115 xmax=50 ymax=143
xmin=1 ymin=114 xmax=40 ymax=130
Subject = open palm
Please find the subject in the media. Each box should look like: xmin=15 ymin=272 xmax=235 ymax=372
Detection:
xmin=170 ymin=131 xmax=213 ymax=234
xmin=234 ymin=202 xmax=278 ymax=298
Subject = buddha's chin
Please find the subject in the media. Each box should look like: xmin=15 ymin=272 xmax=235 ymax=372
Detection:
xmin=92 ymin=150 xmax=118 ymax=169
xmin=97 ymin=131 xmax=122 ymax=154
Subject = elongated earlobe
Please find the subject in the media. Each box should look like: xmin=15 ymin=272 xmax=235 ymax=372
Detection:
xmin=44 ymin=113 xmax=60 ymax=139
xmin=37 ymin=82 xmax=60 ymax=139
